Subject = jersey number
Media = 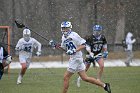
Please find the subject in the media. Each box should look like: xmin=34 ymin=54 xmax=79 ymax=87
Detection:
xmin=24 ymin=46 xmax=32 ymax=52
xmin=92 ymin=44 xmax=103 ymax=51
xmin=66 ymin=42 xmax=76 ymax=50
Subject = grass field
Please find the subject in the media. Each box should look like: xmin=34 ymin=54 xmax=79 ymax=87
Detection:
xmin=0 ymin=67 xmax=140 ymax=93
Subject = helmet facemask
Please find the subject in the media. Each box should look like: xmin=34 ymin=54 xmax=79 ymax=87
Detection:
xmin=61 ymin=27 xmax=71 ymax=36
xmin=93 ymin=25 xmax=102 ymax=37
xmin=61 ymin=21 xmax=72 ymax=37
xmin=93 ymin=30 xmax=101 ymax=37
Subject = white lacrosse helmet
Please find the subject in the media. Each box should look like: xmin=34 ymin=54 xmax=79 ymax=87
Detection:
xmin=23 ymin=28 xmax=31 ymax=42
xmin=61 ymin=21 xmax=72 ymax=37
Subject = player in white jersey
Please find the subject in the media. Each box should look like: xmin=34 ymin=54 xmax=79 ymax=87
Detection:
xmin=60 ymin=21 xmax=111 ymax=93
xmin=0 ymin=44 xmax=12 ymax=80
xmin=15 ymin=28 xmax=41 ymax=84
xmin=125 ymin=32 xmax=136 ymax=66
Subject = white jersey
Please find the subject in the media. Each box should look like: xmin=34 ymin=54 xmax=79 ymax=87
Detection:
xmin=16 ymin=37 xmax=41 ymax=57
xmin=61 ymin=31 xmax=86 ymax=59
xmin=125 ymin=32 xmax=136 ymax=51
xmin=0 ymin=47 xmax=3 ymax=63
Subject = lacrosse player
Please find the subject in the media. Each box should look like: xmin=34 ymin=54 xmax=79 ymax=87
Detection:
xmin=0 ymin=44 xmax=12 ymax=80
xmin=15 ymin=28 xmax=41 ymax=84
xmin=125 ymin=32 xmax=136 ymax=66
xmin=76 ymin=25 xmax=108 ymax=87
xmin=59 ymin=21 xmax=111 ymax=93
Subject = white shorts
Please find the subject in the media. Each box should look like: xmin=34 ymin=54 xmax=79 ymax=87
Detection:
xmin=67 ymin=57 xmax=85 ymax=73
xmin=19 ymin=54 xmax=31 ymax=68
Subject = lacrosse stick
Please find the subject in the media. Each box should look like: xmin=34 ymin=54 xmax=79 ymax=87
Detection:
xmin=15 ymin=20 xmax=66 ymax=52
xmin=15 ymin=20 xmax=50 ymax=42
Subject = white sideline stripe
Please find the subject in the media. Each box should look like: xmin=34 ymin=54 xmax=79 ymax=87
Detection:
xmin=9 ymin=59 xmax=140 ymax=69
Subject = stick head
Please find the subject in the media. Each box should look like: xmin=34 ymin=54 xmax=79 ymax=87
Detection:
xmin=15 ymin=20 xmax=25 ymax=28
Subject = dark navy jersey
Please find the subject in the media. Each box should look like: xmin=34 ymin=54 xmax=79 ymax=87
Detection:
xmin=0 ymin=44 xmax=8 ymax=59
xmin=86 ymin=34 xmax=107 ymax=55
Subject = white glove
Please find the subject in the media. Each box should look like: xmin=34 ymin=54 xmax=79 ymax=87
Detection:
xmin=15 ymin=45 xmax=25 ymax=51
xmin=102 ymin=51 xmax=108 ymax=58
xmin=36 ymin=51 xmax=41 ymax=56
xmin=66 ymin=49 xmax=76 ymax=55
xmin=6 ymin=55 xmax=12 ymax=64
xmin=89 ymin=52 xmax=94 ymax=58
xmin=15 ymin=47 xmax=20 ymax=51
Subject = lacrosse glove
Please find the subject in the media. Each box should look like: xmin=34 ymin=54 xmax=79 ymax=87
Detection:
xmin=66 ymin=49 xmax=76 ymax=55
xmin=36 ymin=51 xmax=41 ymax=56
xmin=103 ymin=51 xmax=108 ymax=58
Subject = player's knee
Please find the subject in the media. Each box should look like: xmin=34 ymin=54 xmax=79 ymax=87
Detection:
xmin=22 ymin=66 xmax=27 ymax=70
xmin=81 ymin=76 xmax=88 ymax=82
xmin=63 ymin=75 xmax=69 ymax=82
xmin=99 ymin=65 xmax=104 ymax=69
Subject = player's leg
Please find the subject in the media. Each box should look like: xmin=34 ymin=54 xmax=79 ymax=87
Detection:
xmin=0 ymin=56 xmax=12 ymax=80
xmin=78 ymin=70 xmax=111 ymax=93
xmin=96 ymin=57 xmax=104 ymax=81
xmin=77 ymin=62 xmax=91 ymax=87
xmin=17 ymin=57 xmax=30 ymax=84
xmin=78 ymin=70 xmax=104 ymax=87
xmin=63 ymin=70 xmax=74 ymax=93
xmin=0 ymin=63 xmax=4 ymax=80
xmin=125 ymin=50 xmax=133 ymax=66
xmin=17 ymin=62 xmax=27 ymax=84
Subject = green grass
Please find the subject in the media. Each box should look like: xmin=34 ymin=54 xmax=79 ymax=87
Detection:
xmin=0 ymin=67 xmax=140 ymax=93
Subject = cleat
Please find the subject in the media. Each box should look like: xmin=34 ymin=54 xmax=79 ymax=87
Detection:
xmin=104 ymin=83 xmax=111 ymax=93
xmin=17 ymin=75 xmax=22 ymax=85
xmin=76 ymin=77 xmax=81 ymax=87
xmin=17 ymin=80 xmax=22 ymax=84
xmin=125 ymin=62 xmax=130 ymax=67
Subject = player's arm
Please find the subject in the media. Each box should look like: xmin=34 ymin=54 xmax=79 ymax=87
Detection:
xmin=85 ymin=36 xmax=94 ymax=57
xmin=66 ymin=33 xmax=86 ymax=55
xmin=3 ymin=46 xmax=8 ymax=58
xmin=15 ymin=39 xmax=24 ymax=51
xmin=66 ymin=43 xmax=86 ymax=55
xmin=86 ymin=44 xmax=94 ymax=58
xmin=74 ymin=33 xmax=86 ymax=52
xmin=130 ymin=38 xmax=136 ymax=44
xmin=33 ymin=38 xmax=42 ymax=56
xmin=2 ymin=46 xmax=12 ymax=66
xmin=76 ymin=43 xmax=86 ymax=52
xmin=102 ymin=35 xmax=108 ymax=58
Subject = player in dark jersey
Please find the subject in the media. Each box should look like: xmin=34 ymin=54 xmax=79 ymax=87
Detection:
xmin=0 ymin=44 xmax=12 ymax=80
xmin=77 ymin=25 xmax=108 ymax=87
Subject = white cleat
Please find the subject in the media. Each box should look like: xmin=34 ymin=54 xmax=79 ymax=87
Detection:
xmin=17 ymin=75 xmax=22 ymax=85
xmin=17 ymin=80 xmax=21 ymax=84
xmin=77 ymin=77 xmax=81 ymax=87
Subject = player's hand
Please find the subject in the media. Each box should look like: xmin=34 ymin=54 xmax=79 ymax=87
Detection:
xmin=103 ymin=51 xmax=108 ymax=58
xmin=66 ymin=49 xmax=76 ymax=55
xmin=15 ymin=47 xmax=20 ymax=51
xmin=15 ymin=45 xmax=25 ymax=51
xmin=49 ymin=40 xmax=57 ymax=49
xmin=6 ymin=55 xmax=12 ymax=64
xmin=36 ymin=51 xmax=41 ymax=56
xmin=89 ymin=52 xmax=94 ymax=58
